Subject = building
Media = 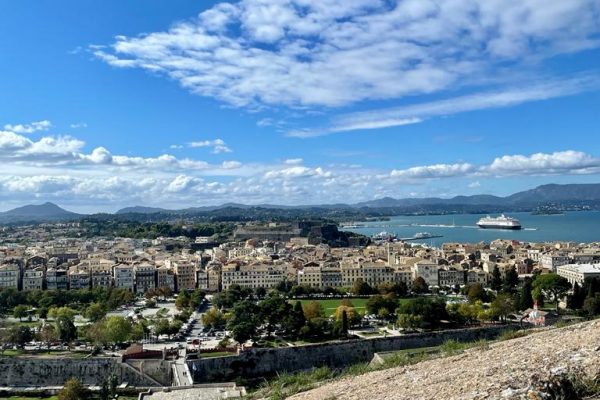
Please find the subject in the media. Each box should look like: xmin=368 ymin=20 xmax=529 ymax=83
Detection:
xmin=173 ymin=261 xmax=196 ymax=291
xmin=156 ymin=267 xmax=176 ymax=292
xmin=22 ymin=267 xmax=45 ymax=291
xmin=438 ymin=267 xmax=465 ymax=287
xmin=69 ymin=269 xmax=90 ymax=290
xmin=114 ymin=264 xmax=135 ymax=291
xmin=46 ymin=268 xmax=68 ymax=290
xmin=134 ymin=263 xmax=156 ymax=294
xmin=412 ymin=261 xmax=440 ymax=287
xmin=91 ymin=268 xmax=113 ymax=289
xmin=196 ymin=268 xmax=209 ymax=291
xmin=540 ymin=254 xmax=570 ymax=272
xmin=557 ymin=263 xmax=600 ymax=286
xmin=0 ymin=263 xmax=20 ymax=289
xmin=221 ymin=264 xmax=287 ymax=290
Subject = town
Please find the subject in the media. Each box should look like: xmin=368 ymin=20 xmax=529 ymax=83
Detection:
xmin=1 ymin=218 xmax=600 ymax=399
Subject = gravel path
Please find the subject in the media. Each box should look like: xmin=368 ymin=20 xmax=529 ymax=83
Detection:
xmin=289 ymin=320 xmax=600 ymax=400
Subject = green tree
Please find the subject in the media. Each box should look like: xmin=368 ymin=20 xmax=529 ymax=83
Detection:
xmin=466 ymin=283 xmax=488 ymax=303
xmin=259 ymin=295 xmax=292 ymax=335
xmin=58 ymin=378 xmax=85 ymax=400
xmin=13 ymin=304 xmax=28 ymax=321
xmin=366 ymin=294 xmax=397 ymax=316
xmin=490 ymin=266 xmax=502 ymax=291
xmin=48 ymin=306 xmax=77 ymax=321
xmin=378 ymin=282 xmax=408 ymax=297
xmin=153 ymin=318 xmax=171 ymax=339
xmin=503 ymin=266 xmax=519 ymax=292
xmin=282 ymin=301 xmax=306 ymax=338
xmin=340 ymin=310 xmax=349 ymax=338
xmin=411 ymin=277 xmax=429 ymax=294
xmin=105 ymin=316 xmax=133 ymax=347
xmin=397 ymin=313 xmax=424 ymax=329
xmin=55 ymin=316 xmax=77 ymax=343
xmin=175 ymin=290 xmax=190 ymax=310
xmin=351 ymin=278 xmax=373 ymax=296
xmin=38 ymin=324 xmax=58 ymax=349
xmin=303 ymin=301 xmax=325 ymax=321
xmin=334 ymin=305 xmax=361 ymax=327
xmin=583 ymin=293 xmax=600 ymax=317
xmin=396 ymin=297 xmax=448 ymax=329
xmin=489 ymin=293 xmax=515 ymax=322
xmin=517 ymin=278 xmax=534 ymax=311
xmin=202 ymin=307 xmax=227 ymax=329
xmin=227 ymin=300 xmax=260 ymax=344
xmin=9 ymin=325 xmax=33 ymax=348
xmin=189 ymin=289 xmax=206 ymax=309
xmin=532 ymin=273 xmax=571 ymax=311
xmin=85 ymin=303 xmax=106 ymax=322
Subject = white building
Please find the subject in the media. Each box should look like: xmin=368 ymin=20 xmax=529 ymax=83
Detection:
xmin=557 ymin=263 xmax=600 ymax=286
xmin=540 ymin=254 xmax=570 ymax=272
xmin=114 ymin=264 xmax=135 ymax=291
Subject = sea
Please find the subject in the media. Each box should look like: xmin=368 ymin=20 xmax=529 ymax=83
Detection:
xmin=345 ymin=211 xmax=600 ymax=247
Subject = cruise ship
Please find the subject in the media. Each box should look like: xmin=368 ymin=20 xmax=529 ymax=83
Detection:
xmin=477 ymin=214 xmax=522 ymax=230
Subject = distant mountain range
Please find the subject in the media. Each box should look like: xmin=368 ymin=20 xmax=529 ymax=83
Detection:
xmin=0 ymin=202 xmax=81 ymax=223
xmin=2 ymin=183 xmax=600 ymax=223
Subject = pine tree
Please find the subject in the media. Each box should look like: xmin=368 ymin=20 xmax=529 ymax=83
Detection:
xmin=341 ymin=310 xmax=349 ymax=338
xmin=491 ymin=266 xmax=502 ymax=291
xmin=517 ymin=279 xmax=534 ymax=311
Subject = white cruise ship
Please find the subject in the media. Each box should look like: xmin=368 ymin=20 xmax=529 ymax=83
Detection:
xmin=477 ymin=214 xmax=522 ymax=230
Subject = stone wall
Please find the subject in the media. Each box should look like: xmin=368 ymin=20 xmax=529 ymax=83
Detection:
xmin=188 ymin=324 xmax=517 ymax=383
xmin=0 ymin=357 xmax=161 ymax=387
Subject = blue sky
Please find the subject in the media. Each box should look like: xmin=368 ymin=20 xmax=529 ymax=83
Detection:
xmin=1 ymin=0 xmax=600 ymax=212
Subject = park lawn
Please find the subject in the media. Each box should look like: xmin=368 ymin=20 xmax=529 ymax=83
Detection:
xmin=292 ymin=297 xmax=414 ymax=316
xmin=293 ymin=298 xmax=367 ymax=316
xmin=0 ymin=349 xmax=89 ymax=358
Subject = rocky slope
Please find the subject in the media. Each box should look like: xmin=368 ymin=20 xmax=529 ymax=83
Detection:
xmin=289 ymin=320 xmax=600 ymax=400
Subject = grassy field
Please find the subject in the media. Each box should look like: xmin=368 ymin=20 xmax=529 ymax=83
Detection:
xmin=292 ymin=297 xmax=414 ymax=316
xmin=0 ymin=349 xmax=89 ymax=358
xmin=293 ymin=298 xmax=368 ymax=316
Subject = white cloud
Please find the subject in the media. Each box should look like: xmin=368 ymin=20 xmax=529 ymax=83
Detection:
xmin=468 ymin=181 xmax=481 ymax=189
xmin=187 ymin=138 xmax=233 ymax=153
xmin=1 ymin=127 xmax=600 ymax=209
xmin=295 ymin=75 xmax=600 ymax=136
xmin=3 ymin=120 xmax=52 ymax=134
xmin=390 ymin=163 xmax=476 ymax=179
xmin=389 ymin=151 xmax=600 ymax=180
xmin=94 ymin=0 xmax=600 ymax=110
xmin=486 ymin=150 xmax=600 ymax=175
xmin=70 ymin=122 xmax=88 ymax=129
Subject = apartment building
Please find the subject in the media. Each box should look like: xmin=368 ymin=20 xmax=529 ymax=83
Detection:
xmin=69 ymin=269 xmax=90 ymax=290
xmin=22 ymin=267 xmax=45 ymax=291
xmin=221 ymin=264 xmax=287 ymax=290
xmin=114 ymin=264 xmax=135 ymax=291
xmin=156 ymin=267 xmax=176 ymax=292
xmin=0 ymin=263 xmax=20 ymax=289
xmin=46 ymin=268 xmax=68 ymax=290
xmin=174 ymin=261 xmax=196 ymax=291
xmin=540 ymin=254 xmax=570 ymax=272
xmin=134 ymin=263 xmax=156 ymax=294
xmin=438 ymin=267 xmax=465 ymax=287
